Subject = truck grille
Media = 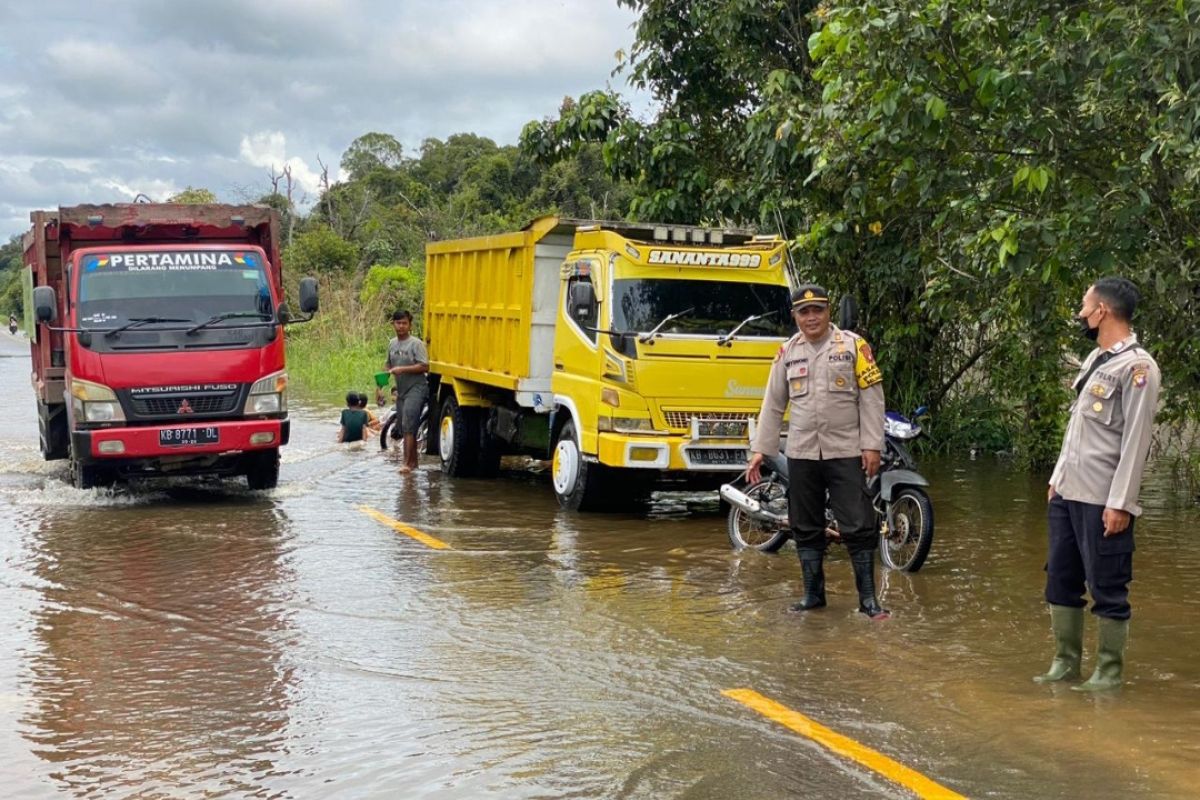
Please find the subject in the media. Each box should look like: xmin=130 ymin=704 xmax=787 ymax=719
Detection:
xmin=121 ymin=387 xmax=245 ymax=420
xmin=662 ymin=410 xmax=756 ymax=431
xmin=132 ymin=395 xmax=239 ymax=416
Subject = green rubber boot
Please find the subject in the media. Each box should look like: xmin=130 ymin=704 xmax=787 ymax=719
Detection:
xmin=1033 ymin=604 xmax=1084 ymax=684
xmin=1072 ymin=617 xmax=1128 ymax=692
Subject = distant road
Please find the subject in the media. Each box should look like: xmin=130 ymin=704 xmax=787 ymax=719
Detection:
xmin=0 ymin=330 xmax=27 ymax=357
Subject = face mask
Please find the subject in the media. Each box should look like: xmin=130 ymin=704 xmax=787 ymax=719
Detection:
xmin=1076 ymin=312 xmax=1100 ymax=341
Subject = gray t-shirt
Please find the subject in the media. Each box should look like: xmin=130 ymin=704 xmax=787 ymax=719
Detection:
xmin=387 ymin=335 xmax=429 ymax=395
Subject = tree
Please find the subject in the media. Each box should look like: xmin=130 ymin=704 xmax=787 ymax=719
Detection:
xmin=340 ymin=132 xmax=405 ymax=180
xmin=168 ymin=186 xmax=218 ymax=204
xmin=521 ymin=0 xmax=1200 ymax=464
xmin=282 ymin=228 xmax=359 ymax=274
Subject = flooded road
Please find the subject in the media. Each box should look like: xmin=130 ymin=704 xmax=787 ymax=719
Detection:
xmin=1 ymin=330 xmax=1198 ymax=798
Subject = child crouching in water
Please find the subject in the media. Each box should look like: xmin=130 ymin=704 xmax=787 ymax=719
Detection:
xmin=339 ymin=392 xmax=383 ymax=443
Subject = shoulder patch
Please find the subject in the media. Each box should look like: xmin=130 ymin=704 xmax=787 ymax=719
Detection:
xmin=854 ymin=338 xmax=882 ymax=388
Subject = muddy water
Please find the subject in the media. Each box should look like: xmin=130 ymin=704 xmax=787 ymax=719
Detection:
xmin=1 ymin=330 xmax=1198 ymax=799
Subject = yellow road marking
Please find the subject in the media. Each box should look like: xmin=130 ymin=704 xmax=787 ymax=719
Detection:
xmin=358 ymin=506 xmax=451 ymax=550
xmin=723 ymin=688 xmax=967 ymax=800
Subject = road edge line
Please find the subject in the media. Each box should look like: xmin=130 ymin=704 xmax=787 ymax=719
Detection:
xmin=722 ymin=688 xmax=967 ymax=800
xmin=358 ymin=505 xmax=451 ymax=550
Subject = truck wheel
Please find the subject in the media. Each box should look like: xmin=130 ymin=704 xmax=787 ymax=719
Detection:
xmin=439 ymin=394 xmax=480 ymax=477
xmin=39 ymin=402 xmax=69 ymax=461
xmin=246 ymin=448 xmax=280 ymax=490
xmin=552 ymin=420 xmax=607 ymax=511
xmin=476 ymin=410 xmax=502 ymax=478
xmin=71 ymin=459 xmax=113 ymax=490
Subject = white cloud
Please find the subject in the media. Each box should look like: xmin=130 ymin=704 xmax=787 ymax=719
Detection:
xmin=0 ymin=0 xmax=644 ymax=238
xmin=238 ymin=131 xmax=323 ymax=197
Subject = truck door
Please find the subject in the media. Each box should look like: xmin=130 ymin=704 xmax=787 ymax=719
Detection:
xmin=552 ymin=256 xmax=604 ymax=454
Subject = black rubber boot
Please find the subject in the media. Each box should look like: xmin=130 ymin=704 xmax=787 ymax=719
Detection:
xmin=851 ymin=550 xmax=890 ymax=620
xmin=789 ymin=548 xmax=826 ymax=611
xmin=1033 ymin=604 xmax=1084 ymax=683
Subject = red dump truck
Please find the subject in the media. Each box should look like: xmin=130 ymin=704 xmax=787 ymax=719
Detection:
xmin=23 ymin=203 xmax=318 ymax=489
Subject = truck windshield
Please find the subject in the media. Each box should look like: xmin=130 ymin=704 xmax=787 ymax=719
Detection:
xmin=76 ymin=249 xmax=273 ymax=328
xmin=612 ymin=278 xmax=792 ymax=338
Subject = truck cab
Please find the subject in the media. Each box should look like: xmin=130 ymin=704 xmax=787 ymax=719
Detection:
xmin=24 ymin=204 xmax=317 ymax=489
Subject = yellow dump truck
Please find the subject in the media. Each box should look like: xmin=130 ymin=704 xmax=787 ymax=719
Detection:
xmin=424 ymin=217 xmax=792 ymax=510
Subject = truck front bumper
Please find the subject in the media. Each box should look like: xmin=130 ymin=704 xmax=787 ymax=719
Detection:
xmin=597 ymin=432 xmax=748 ymax=472
xmin=73 ymin=419 xmax=290 ymax=460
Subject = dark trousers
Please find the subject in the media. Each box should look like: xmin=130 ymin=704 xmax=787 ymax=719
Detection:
xmin=788 ymin=457 xmax=877 ymax=554
xmin=1045 ymin=495 xmax=1134 ymax=620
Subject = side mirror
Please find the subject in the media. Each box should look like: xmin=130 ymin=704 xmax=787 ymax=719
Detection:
xmin=838 ymin=294 xmax=859 ymax=331
xmin=33 ymin=286 xmax=58 ymax=324
xmin=276 ymin=302 xmax=291 ymax=324
xmin=298 ymin=277 xmax=319 ymax=314
xmin=569 ymin=281 xmax=596 ymax=319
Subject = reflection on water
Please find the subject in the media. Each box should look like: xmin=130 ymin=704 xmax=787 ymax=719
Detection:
xmin=0 ymin=328 xmax=1197 ymax=798
xmin=16 ymin=493 xmax=297 ymax=796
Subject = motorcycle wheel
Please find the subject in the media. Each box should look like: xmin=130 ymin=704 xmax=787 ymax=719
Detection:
xmin=726 ymin=478 xmax=790 ymax=553
xmin=880 ymin=487 xmax=934 ymax=572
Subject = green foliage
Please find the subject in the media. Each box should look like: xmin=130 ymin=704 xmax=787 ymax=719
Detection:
xmin=283 ymin=228 xmax=360 ymax=274
xmin=520 ymin=0 xmax=1200 ymax=466
xmin=360 ymin=263 xmax=425 ymax=330
xmin=0 ymin=235 xmax=22 ymax=317
xmin=167 ymin=186 xmax=218 ymax=204
xmin=283 ymin=274 xmax=391 ymax=405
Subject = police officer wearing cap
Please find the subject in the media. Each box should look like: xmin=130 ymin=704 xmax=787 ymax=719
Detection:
xmin=1036 ymin=277 xmax=1160 ymax=691
xmin=748 ymin=284 xmax=889 ymax=619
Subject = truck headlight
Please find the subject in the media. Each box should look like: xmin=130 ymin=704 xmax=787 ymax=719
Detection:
xmin=244 ymin=370 xmax=287 ymax=415
xmin=84 ymin=402 xmax=121 ymax=422
xmin=69 ymin=378 xmax=126 ymax=423
xmin=611 ymin=416 xmax=665 ymax=435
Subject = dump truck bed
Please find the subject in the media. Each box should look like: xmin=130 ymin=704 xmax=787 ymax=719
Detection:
xmin=424 ymin=218 xmax=572 ymax=401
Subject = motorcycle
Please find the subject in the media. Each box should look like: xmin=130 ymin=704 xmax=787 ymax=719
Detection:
xmin=7 ymin=319 xmax=16 ymax=336
xmin=378 ymin=400 xmax=430 ymax=456
xmin=719 ymin=407 xmax=935 ymax=572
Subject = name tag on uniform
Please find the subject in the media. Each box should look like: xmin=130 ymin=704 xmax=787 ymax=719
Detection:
xmin=786 ymin=358 xmax=808 ymax=378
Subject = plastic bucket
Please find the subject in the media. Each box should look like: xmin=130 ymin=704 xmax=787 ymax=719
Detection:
xmin=374 ymin=371 xmax=391 ymax=388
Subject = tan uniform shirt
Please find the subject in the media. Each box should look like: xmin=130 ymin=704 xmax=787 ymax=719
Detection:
xmin=1049 ymin=334 xmax=1160 ymax=516
xmin=751 ymin=325 xmax=885 ymax=460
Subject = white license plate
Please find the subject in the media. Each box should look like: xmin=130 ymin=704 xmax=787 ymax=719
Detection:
xmin=159 ymin=426 xmax=220 ymax=447
xmin=691 ymin=448 xmax=746 ymax=465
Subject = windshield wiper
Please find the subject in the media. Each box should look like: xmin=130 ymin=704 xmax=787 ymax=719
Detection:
xmin=186 ymin=311 xmax=274 ymax=336
xmin=638 ymin=307 xmax=695 ymax=344
xmin=103 ymin=316 xmax=192 ymax=339
xmin=716 ymin=310 xmax=778 ymax=346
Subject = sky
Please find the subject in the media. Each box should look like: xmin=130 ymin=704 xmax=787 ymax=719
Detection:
xmin=0 ymin=0 xmax=645 ymax=239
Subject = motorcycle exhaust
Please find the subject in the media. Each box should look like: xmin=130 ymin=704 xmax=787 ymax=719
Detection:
xmin=719 ymin=483 xmax=789 ymax=526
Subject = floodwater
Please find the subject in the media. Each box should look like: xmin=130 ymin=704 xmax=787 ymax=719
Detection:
xmin=0 ymin=330 xmax=1198 ymax=799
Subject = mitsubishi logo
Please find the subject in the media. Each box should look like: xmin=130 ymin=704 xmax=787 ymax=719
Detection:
xmin=177 ymin=399 xmax=195 ymax=414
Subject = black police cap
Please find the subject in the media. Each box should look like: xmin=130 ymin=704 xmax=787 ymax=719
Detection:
xmin=790 ymin=284 xmax=830 ymax=309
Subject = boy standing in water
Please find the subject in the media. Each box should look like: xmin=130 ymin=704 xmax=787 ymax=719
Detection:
xmin=385 ymin=310 xmax=429 ymax=473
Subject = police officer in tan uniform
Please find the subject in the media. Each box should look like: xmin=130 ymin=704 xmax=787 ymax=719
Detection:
xmin=1036 ymin=277 xmax=1160 ymax=691
xmin=748 ymin=284 xmax=889 ymax=618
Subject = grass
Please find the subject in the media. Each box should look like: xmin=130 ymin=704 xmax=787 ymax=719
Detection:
xmin=283 ymin=278 xmax=396 ymax=408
